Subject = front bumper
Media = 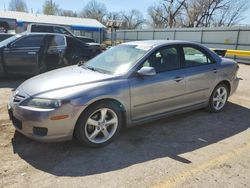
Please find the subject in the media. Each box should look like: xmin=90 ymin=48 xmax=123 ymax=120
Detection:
xmin=8 ymin=100 xmax=84 ymax=142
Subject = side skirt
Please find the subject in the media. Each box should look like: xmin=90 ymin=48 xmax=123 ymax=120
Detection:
xmin=126 ymin=102 xmax=208 ymax=127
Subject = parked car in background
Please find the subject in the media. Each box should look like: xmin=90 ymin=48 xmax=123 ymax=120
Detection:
xmin=0 ymin=32 xmax=101 ymax=77
xmin=27 ymin=23 xmax=75 ymax=37
xmin=8 ymin=40 xmax=239 ymax=147
xmin=0 ymin=33 xmax=14 ymax=42
xmin=28 ymin=23 xmax=106 ymax=51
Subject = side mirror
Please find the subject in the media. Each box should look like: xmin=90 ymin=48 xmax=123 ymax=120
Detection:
xmin=137 ymin=67 xmax=156 ymax=77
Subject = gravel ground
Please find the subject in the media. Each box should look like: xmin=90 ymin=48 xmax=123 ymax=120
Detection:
xmin=0 ymin=64 xmax=250 ymax=188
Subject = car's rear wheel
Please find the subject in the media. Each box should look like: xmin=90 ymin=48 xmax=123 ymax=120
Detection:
xmin=75 ymin=102 xmax=123 ymax=147
xmin=208 ymin=83 xmax=229 ymax=112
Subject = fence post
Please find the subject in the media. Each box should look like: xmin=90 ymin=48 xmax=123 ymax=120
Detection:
xmin=136 ymin=30 xmax=139 ymax=41
xmin=235 ymin=28 xmax=240 ymax=50
xmin=124 ymin=31 xmax=126 ymax=42
xmin=234 ymin=28 xmax=241 ymax=61
xmin=173 ymin=29 xmax=176 ymax=40
xmin=153 ymin=30 xmax=155 ymax=40
xmin=200 ymin=28 xmax=204 ymax=44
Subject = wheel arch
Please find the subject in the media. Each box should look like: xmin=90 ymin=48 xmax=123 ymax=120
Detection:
xmin=216 ymin=80 xmax=231 ymax=95
xmin=73 ymin=98 xmax=127 ymax=136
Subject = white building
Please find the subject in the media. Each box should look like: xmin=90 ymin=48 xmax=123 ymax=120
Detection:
xmin=0 ymin=11 xmax=106 ymax=42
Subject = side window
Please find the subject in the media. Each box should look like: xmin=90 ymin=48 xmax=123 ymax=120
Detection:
xmin=142 ymin=47 xmax=180 ymax=73
xmin=48 ymin=35 xmax=66 ymax=47
xmin=13 ymin=35 xmax=44 ymax=48
xmin=183 ymin=47 xmax=212 ymax=67
xmin=31 ymin=25 xmax=53 ymax=33
xmin=54 ymin=27 xmax=72 ymax=36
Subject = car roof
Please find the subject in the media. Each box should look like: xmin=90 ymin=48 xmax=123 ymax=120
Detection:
xmin=19 ymin=31 xmax=67 ymax=37
xmin=123 ymin=40 xmax=200 ymax=47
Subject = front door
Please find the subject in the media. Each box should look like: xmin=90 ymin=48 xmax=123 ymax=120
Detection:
xmin=129 ymin=46 xmax=187 ymax=121
xmin=4 ymin=35 xmax=45 ymax=75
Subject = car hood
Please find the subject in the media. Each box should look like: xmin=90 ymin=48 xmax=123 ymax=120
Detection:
xmin=19 ymin=65 xmax=115 ymax=96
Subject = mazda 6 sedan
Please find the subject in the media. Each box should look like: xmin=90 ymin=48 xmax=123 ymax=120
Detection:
xmin=8 ymin=40 xmax=239 ymax=147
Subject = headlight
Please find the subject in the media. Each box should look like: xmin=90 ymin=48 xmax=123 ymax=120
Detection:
xmin=21 ymin=98 xmax=62 ymax=109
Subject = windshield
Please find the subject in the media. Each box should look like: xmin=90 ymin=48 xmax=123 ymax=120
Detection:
xmin=0 ymin=34 xmax=22 ymax=47
xmin=84 ymin=44 xmax=151 ymax=75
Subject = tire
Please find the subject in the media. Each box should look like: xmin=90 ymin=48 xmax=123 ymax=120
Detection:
xmin=75 ymin=102 xmax=123 ymax=147
xmin=208 ymin=83 xmax=229 ymax=113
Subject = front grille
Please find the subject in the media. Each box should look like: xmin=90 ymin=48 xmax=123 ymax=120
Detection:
xmin=13 ymin=94 xmax=26 ymax=103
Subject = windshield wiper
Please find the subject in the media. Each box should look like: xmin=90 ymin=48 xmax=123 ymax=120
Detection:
xmin=81 ymin=65 xmax=109 ymax=74
xmin=81 ymin=65 xmax=98 ymax=72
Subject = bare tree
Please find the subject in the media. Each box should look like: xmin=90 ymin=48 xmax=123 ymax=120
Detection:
xmin=163 ymin=0 xmax=187 ymax=28
xmin=106 ymin=12 xmax=122 ymax=21
xmin=9 ymin=0 xmax=28 ymax=12
xmin=43 ymin=0 xmax=60 ymax=15
xmin=148 ymin=4 xmax=167 ymax=28
xmin=121 ymin=9 xmax=145 ymax=29
xmin=59 ymin=10 xmax=78 ymax=17
xmin=183 ymin=0 xmax=248 ymax=27
xmin=215 ymin=0 xmax=248 ymax=26
xmin=81 ymin=0 xmax=107 ymax=24
xmin=147 ymin=0 xmax=186 ymax=28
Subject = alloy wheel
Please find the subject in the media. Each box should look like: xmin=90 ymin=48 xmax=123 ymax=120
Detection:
xmin=212 ymin=87 xmax=228 ymax=111
xmin=84 ymin=108 xmax=118 ymax=144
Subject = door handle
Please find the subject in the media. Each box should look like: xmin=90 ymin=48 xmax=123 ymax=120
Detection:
xmin=213 ymin=68 xmax=217 ymax=73
xmin=27 ymin=52 xmax=36 ymax=55
xmin=174 ymin=76 xmax=184 ymax=82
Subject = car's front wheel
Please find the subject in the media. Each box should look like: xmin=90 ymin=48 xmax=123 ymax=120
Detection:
xmin=208 ymin=83 xmax=229 ymax=112
xmin=75 ymin=102 xmax=123 ymax=147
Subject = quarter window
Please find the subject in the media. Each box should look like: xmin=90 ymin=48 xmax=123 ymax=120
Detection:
xmin=142 ymin=47 xmax=180 ymax=73
xmin=183 ymin=47 xmax=212 ymax=67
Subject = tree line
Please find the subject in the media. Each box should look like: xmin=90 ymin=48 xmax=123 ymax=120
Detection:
xmin=8 ymin=0 xmax=249 ymax=29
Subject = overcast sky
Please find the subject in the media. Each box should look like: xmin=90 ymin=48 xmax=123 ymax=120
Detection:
xmin=0 ymin=0 xmax=249 ymax=25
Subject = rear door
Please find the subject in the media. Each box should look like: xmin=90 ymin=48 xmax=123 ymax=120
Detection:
xmin=3 ymin=35 xmax=45 ymax=75
xmin=44 ymin=35 xmax=67 ymax=70
xmin=181 ymin=45 xmax=218 ymax=105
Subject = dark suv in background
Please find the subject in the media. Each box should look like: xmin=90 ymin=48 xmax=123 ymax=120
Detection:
xmin=0 ymin=32 xmax=101 ymax=77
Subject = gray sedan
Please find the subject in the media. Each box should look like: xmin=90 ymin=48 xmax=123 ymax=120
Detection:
xmin=8 ymin=40 xmax=239 ymax=147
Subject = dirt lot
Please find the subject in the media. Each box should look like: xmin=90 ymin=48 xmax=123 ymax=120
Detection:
xmin=0 ymin=65 xmax=250 ymax=188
